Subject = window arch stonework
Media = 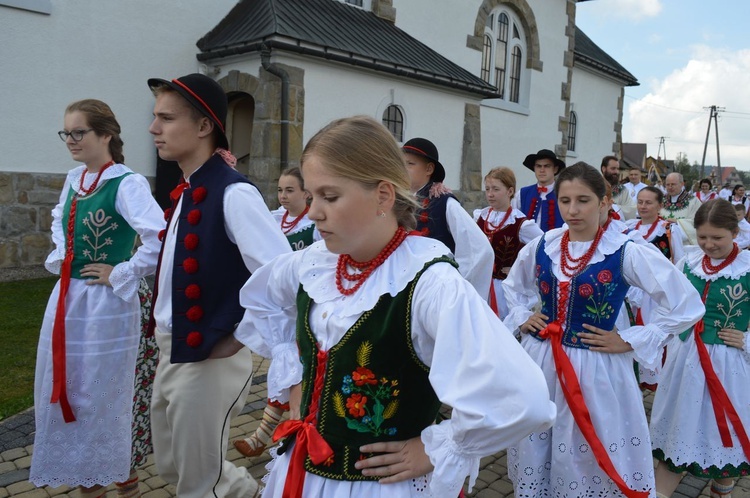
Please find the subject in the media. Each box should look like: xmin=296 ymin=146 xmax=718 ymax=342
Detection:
xmin=467 ymin=0 xmax=541 ymax=72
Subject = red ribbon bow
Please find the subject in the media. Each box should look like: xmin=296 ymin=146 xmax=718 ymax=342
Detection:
xmin=170 ymin=178 xmax=189 ymax=201
xmin=537 ymin=185 xmax=548 ymax=193
xmin=273 ymin=419 xmax=334 ymax=498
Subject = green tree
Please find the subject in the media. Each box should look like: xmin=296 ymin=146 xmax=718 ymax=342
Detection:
xmin=674 ymin=152 xmax=698 ymax=189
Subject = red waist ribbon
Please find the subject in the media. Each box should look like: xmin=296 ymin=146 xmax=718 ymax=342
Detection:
xmin=539 ymin=321 xmax=649 ymax=498
xmin=694 ymin=282 xmax=750 ymax=461
xmin=272 ymin=349 xmax=334 ymax=498
xmin=50 ymin=250 xmax=76 ymax=423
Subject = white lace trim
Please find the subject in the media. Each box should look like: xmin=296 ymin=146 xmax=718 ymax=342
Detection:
xmin=267 ymin=342 xmax=302 ymax=402
xmin=67 ymin=163 xmax=132 ymax=195
xmin=685 ymin=245 xmax=750 ymax=281
xmin=298 ymin=236 xmax=451 ymax=317
xmin=109 ymin=261 xmax=139 ymax=302
xmin=422 ymin=423 xmax=480 ymax=496
xmin=44 ymin=247 xmax=64 ymax=275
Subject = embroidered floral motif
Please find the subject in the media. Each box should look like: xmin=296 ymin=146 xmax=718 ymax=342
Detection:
xmin=81 ymin=208 xmax=118 ymax=262
xmin=333 ymin=341 xmax=399 ymax=437
xmin=540 ymin=281 xmax=551 ymax=295
xmin=663 ymin=190 xmax=694 ymax=213
xmin=715 ymin=283 xmax=750 ymax=330
xmin=581 ymin=272 xmax=618 ymax=324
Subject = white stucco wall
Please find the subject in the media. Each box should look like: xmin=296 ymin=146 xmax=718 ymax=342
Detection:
xmin=223 ymin=53 xmax=473 ymax=190
xmin=568 ymin=65 xmax=623 ymax=166
xmin=0 ymin=0 xmax=238 ymax=176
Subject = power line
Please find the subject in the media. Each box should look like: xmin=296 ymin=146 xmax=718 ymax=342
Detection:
xmin=624 ymin=94 xmax=703 ymax=114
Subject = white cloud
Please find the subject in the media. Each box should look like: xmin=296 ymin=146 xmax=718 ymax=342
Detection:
xmin=625 ymin=46 xmax=750 ymax=170
xmin=593 ymin=0 xmax=663 ymax=21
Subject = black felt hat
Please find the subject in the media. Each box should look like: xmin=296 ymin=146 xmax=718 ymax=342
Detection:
xmin=402 ymin=138 xmax=446 ymax=182
xmin=148 ymin=73 xmax=229 ymax=149
xmin=522 ymin=149 xmax=566 ymax=172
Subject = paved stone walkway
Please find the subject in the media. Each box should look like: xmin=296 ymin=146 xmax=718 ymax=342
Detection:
xmin=1 ymin=357 xmax=749 ymax=497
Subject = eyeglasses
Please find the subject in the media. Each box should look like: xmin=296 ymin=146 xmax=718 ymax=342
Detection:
xmin=58 ymin=129 xmax=94 ymax=142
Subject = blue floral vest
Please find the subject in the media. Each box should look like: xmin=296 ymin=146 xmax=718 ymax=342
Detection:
xmin=530 ymin=237 xmax=631 ymax=348
xmin=519 ymin=184 xmax=564 ymax=232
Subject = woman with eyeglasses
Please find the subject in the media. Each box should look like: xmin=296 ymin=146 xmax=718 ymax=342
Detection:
xmin=29 ymin=99 xmax=164 ymax=498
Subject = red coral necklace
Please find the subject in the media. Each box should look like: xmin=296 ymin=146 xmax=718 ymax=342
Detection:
xmin=281 ymin=206 xmax=309 ymax=234
xmin=560 ymin=227 xmax=604 ymax=278
xmin=702 ymin=243 xmax=739 ymax=275
xmin=483 ymin=207 xmax=512 ymax=238
xmin=336 ymin=227 xmax=409 ymax=296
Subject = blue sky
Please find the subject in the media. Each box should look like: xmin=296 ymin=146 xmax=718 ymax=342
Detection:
xmin=576 ymin=0 xmax=750 ymax=170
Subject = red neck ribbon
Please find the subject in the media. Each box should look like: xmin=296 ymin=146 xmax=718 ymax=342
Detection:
xmin=51 ymin=161 xmax=114 ymax=423
xmin=693 ymin=281 xmax=750 ymax=460
xmin=538 ymin=281 xmax=649 ymax=498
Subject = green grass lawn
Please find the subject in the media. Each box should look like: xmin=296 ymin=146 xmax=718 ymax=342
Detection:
xmin=0 ymin=276 xmax=57 ymax=420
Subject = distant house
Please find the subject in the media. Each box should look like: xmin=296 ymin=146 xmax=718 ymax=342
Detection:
xmin=645 ymin=156 xmax=674 ymax=184
xmin=621 ymin=143 xmax=647 ymax=171
xmin=707 ymin=166 xmax=743 ymax=188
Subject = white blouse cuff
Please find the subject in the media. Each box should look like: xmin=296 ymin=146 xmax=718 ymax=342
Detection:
xmin=109 ymin=262 xmax=139 ymax=302
xmin=503 ymin=306 xmax=534 ymax=337
xmin=618 ymin=324 xmax=668 ymax=368
xmin=267 ymin=342 xmax=302 ymax=403
xmin=743 ymin=332 xmax=750 ymax=357
xmin=44 ymin=249 xmax=64 ymax=275
xmin=422 ymin=422 xmax=481 ymax=496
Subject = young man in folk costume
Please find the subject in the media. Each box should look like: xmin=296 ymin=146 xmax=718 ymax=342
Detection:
xmin=402 ymin=137 xmax=493 ymax=299
xmin=146 ymin=73 xmax=291 ymax=498
xmin=513 ymin=149 xmax=566 ymax=232
xmin=660 ymin=172 xmax=701 ymax=245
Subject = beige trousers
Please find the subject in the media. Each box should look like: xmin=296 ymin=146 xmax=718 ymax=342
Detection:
xmin=151 ymin=330 xmax=257 ymax=498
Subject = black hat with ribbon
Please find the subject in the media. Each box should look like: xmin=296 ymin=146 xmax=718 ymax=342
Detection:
xmin=522 ymin=149 xmax=566 ymax=172
xmin=148 ymin=73 xmax=229 ymax=149
xmin=402 ymin=138 xmax=446 ymax=183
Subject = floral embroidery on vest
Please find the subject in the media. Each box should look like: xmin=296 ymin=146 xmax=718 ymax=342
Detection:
xmin=333 ymin=341 xmax=399 ymax=437
xmin=714 ymin=283 xmax=749 ymax=329
xmin=580 ymin=270 xmax=617 ymax=324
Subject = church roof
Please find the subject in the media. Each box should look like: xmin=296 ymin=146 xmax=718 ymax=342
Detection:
xmin=197 ymin=0 xmax=499 ymax=98
xmin=574 ymin=27 xmax=639 ymax=86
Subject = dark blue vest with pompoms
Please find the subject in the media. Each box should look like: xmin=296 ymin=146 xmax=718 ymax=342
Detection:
xmin=169 ymin=155 xmax=254 ymax=363
xmin=415 ymin=182 xmax=456 ymax=253
xmin=519 ymin=184 xmax=563 ymax=232
xmin=530 ymin=236 xmax=630 ymax=349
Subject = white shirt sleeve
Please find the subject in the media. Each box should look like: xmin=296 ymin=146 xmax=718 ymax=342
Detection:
xmin=669 ymin=223 xmax=687 ymax=262
xmin=223 ymin=183 xmax=293 ymax=273
xmin=501 ymin=237 xmax=543 ymax=335
xmin=108 ymin=174 xmax=166 ymax=301
xmin=411 ymin=263 xmax=555 ymax=497
xmin=618 ymin=242 xmax=705 ymax=367
xmin=519 ymin=219 xmax=544 ymax=244
xmin=445 ymin=197 xmax=494 ymax=299
xmin=44 ymin=182 xmax=70 ymax=275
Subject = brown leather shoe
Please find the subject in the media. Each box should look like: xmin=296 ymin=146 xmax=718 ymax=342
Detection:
xmin=233 ymin=438 xmax=267 ymax=458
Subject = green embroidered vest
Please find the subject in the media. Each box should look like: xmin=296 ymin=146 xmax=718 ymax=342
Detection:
xmin=296 ymin=257 xmax=454 ymax=481
xmin=680 ymin=265 xmax=750 ymax=344
xmin=61 ymin=174 xmax=137 ymax=279
xmin=287 ymin=224 xmax=315 ymax=251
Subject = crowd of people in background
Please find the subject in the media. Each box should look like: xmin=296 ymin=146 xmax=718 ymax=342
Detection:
xmin=27 ymin=72 xmax=748 ymax=498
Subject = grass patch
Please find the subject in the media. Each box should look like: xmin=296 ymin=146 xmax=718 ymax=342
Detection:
xmin=0 ymin=276 xmax=57 ymax=420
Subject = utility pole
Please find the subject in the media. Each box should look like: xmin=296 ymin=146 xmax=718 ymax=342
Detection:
xmin=700 ymin=105 xmax=725 ymax=181
xmin=655 ymin=136 xmax=668 ymax=162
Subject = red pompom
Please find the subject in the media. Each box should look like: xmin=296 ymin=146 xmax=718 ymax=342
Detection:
xmin=186 ymin=305 xmax=204 ymax=322
xmin=163 ymin=208 xmax=172 ymax=221
xmin=185 ymin=283 xmax=201 ymax=300
xmin=158 ymin=229 xmax=166 ymax=242
xmin=187 ymin=209 xmax=202 ymax=225
xmin=186 ymin=331 xmax=203 ymax=348
xmin=192 ymin=186 xmax=208 ymax=204
xmin=184 ymin=233 xmax=199 ymax=251
xmin=183 ymin=257 xmax=199 ymax=274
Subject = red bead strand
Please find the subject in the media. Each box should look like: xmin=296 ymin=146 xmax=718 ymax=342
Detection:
xmin=335 ymin=227 xmax=409 ymax=295
xmin=280 ymin=206 xmax=310 ymax=234
xmin=482 ymin=207 xmax=512 ymax=239
xmin=702 ymin=243 xmax=740 ymax=275
xmin=560 ymin=227 xmax=604 ymax=278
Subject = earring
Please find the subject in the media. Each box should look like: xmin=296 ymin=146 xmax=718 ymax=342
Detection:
xmin=378 ymin=210 xmax=386 ymax=218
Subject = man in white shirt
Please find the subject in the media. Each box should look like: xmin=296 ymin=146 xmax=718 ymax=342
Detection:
xmin=146 ymin=73 xmax=290 ymax=498
xmin=624 ymin=166 xmax=647 ymax=200
xmin=719 ymin=182 xmax=733 ymax=200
